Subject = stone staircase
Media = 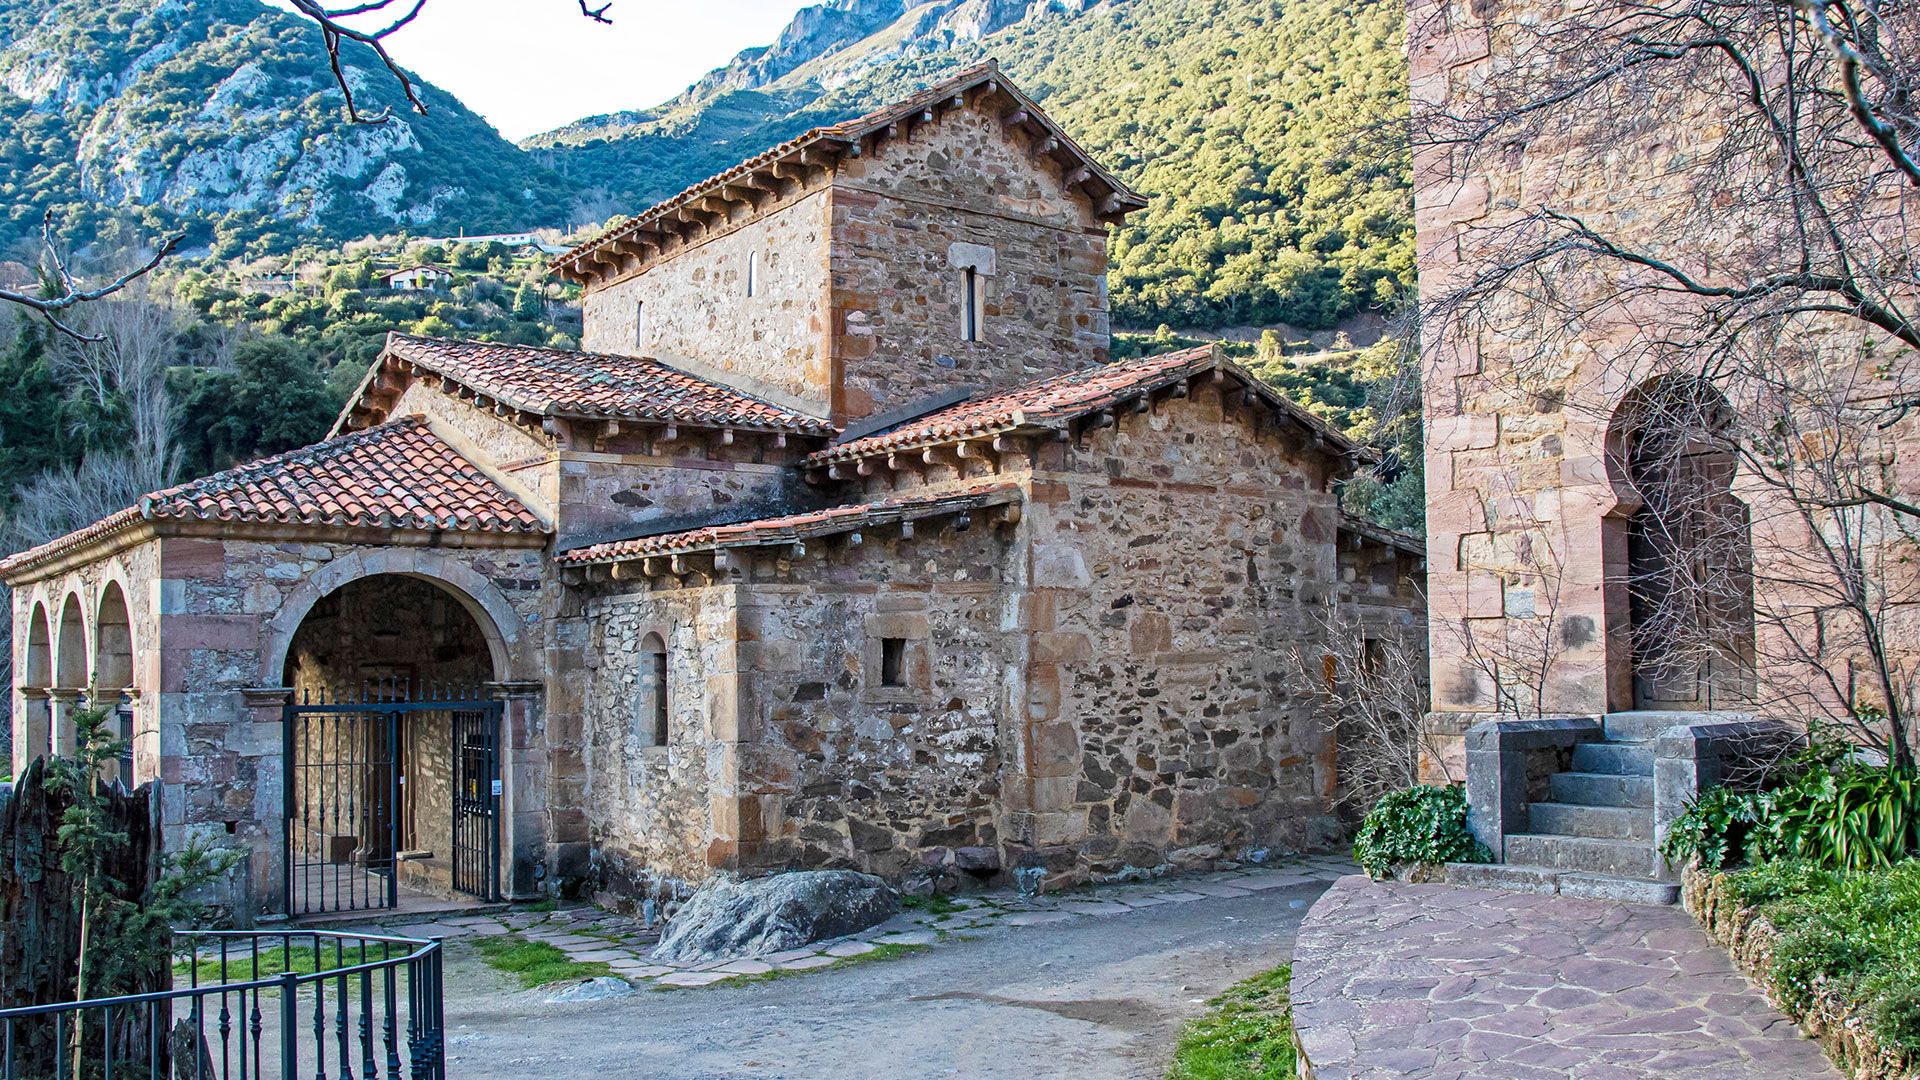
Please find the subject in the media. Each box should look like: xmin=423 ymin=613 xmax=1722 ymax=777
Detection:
xmin=1450 ymin=712 xmax=1682 ymax=905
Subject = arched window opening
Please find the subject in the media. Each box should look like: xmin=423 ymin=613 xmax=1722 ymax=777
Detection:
xmin=55 ymin=593 xmax=87 ymax=690
xmin=94 ymin=583 xmax=135 ymax=786
xmin=641 ymin=633 xmax=669 ymax=748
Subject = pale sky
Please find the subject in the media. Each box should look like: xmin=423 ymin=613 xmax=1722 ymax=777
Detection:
xmin=268 ymin=1 xmax=811 ymax=141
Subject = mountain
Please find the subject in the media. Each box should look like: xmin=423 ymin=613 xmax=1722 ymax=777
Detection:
xmin=0 ymin=0 xmax=572 ymax=259
xmin=1 ymin=0 xmax=1412 ymax=335
xmin=529 ymin=0 xmax=1413 ymax=332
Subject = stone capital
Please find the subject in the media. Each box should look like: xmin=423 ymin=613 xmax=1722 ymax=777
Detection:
xmin=19 ymin=687 xmax=50 ymax=701
xmin=46 ymin=688 xmax=83 ymax=704
xmin=487 ymin=680 xmax=544 ymax=701
xmin=238 ymin=686 xmax=294 ymax=721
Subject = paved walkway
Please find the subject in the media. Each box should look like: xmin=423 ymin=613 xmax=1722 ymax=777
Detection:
xmin=342 ymin=853 xmax=1359 ymax=990
xmin=1290 ymin=877 xmax=1839 ymax=1080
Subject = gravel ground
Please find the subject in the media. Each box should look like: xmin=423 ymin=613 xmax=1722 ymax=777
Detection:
xmin=438 ymin=879 xmax=1335 ymax=1080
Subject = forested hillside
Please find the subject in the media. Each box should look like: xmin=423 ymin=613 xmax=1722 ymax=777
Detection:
xmin=0 ymin=0 xmax=571 ymax=259
xmin=533 ymin=0 xmax=1412 ymax=333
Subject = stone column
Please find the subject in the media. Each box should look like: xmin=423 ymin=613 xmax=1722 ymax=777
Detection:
xmin=46 ymin=688 xmax=83 ymax=758
xmin=239 ymin=687 xmax=293 ymax=920
xmin=488 ymin=680 xmax=546 ymax=900
xmin=15 ymin=687 xmax=50 ymax=775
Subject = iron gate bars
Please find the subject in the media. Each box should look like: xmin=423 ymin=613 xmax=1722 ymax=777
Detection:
xmin=283 ymin=682 xmax=503 ymax=917
xmin=450 ymin=709 xmax=501 ymax=902
xmin=0 ymin=928 xmax=445 ymax=1080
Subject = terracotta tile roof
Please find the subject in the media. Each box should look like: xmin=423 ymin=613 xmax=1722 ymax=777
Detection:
xmin=0 ymin=417 xmax=547 ymax=580
xmin=553 ymin=62 xmax=1147 ymax=283
xmin=806 ymin=345 xmax=1359 ymax=465
xmin=347 ymin=334 xmax=835 ymax=436
xmin=557 ymin=482 xmax=1020 ymax=566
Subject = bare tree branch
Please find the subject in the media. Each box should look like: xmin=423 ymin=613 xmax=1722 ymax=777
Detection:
xmin=0 ymin=212 xmax=181 ymax=343
xmin=288 ymin=0 xmax=615 ymax=124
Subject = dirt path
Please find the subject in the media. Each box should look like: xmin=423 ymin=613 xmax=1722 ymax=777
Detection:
xmin=439 ymin=879 xmax=1334 ymax=1079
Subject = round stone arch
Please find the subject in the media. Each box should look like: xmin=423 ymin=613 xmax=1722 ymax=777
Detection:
xmin=259 ymin=548 xmax=529 ymax=687
xmin=92 ymin=567 xmax=138 ymax=692
xmin=53 ymin=588 xmax=90 ymax=690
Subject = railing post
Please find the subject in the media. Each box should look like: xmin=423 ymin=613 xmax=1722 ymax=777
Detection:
xmin=279 ymin=971 xmax=299 ymax=1079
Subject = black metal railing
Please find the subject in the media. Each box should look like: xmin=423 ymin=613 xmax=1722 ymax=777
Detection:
xmin=0 ymin=928 xmax=445 ymax=1080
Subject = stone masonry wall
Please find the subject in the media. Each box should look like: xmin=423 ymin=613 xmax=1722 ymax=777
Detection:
xmin=580 ymin=189 xmax=833 ymax=417
xmin=1409 ymin=0 xmax=1920 ymax=767
xmin=829 ymin=106 xmax=1111 ymax=423
xmin=1012 ymin=388 xmax=1351 ymax=878
xmin=553 ymin=430 xmax=823 ymax=548
xmin=575 ymin=584 xmax=738 ymax=903
xmin=729 ymin=524 xmax=1014 ymax=881
xmin=148 ymin=536 xmax=550 ymax=920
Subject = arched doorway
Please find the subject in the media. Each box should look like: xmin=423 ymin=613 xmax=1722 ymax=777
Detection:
xmin=94 ymin=582 xmax=134 ymax=785
xmin=1608 ymin=377 xmax=1756 ymax=709
xmin=281 ymin=574 xmax=504 ymax=915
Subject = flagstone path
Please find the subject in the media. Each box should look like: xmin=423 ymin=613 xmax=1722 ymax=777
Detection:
xmin=340 ymin=853 xmax=1360 ymax=991
xmin=1290 ymin=877 xmax=1841 ymax=1080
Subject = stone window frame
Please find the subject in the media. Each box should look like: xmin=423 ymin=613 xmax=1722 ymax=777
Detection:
xmin=861 ymin=611 xmax=931 ymax=703
xmin=637 ymin=630 xmax=671 ymax=756
xmin=948 ymin=242 xmax=996 ymax=344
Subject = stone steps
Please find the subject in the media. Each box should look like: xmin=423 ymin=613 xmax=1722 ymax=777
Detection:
xmin=1503 ymin=833 xmax=1672 ymax=880
xmin=1527 ymin=801 xmax=1654 ymax=841
xmin=1570 ymin=740 xmax=1654 ymax=776
xmin=1444 ymin=862 xmax=1681 ymax=905
xmin=1547 ymin=770 xmax=1654 ymax=808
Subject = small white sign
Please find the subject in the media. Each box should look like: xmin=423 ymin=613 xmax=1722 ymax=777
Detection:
xmin=491 ymin=779 xmax=503 ymax=797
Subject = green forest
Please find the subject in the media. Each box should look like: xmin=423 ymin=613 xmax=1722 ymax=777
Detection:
xmin=535 ymin=0 xmax=1413 ymax=334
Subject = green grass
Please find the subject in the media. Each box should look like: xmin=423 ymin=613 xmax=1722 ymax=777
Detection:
xmin=174 ymin=946 xmax=332 ymax=984
xmin=900 ymin=893 xmax=966 ymax=916
xmin=516 ymin=898 xmax=558 ymax=913
xmin=1167 ymin=966 xmax=1296 ymax=1080
xmin=475 ymin=935 xmax=614 ymax=989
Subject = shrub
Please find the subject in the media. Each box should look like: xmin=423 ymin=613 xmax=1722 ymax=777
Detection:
xmin=1718 ymin=859 xmax=1920 ymax=1056
xmin=1351 ymin=785 xmax=1491 ymax=877
xmin=1663 ymin=753 xmax=1918 ymax=872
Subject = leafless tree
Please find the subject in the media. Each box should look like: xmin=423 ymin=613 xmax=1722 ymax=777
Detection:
xmin=288 ymin=0 xmax=614 ymax=124
xmin=1293 ymin=601 xmax=1442 ymax=808
xmin=53 ymin=291 xmax=185 ymax=486
xmin=1411 ymin=0 xmax=1920 ymax=763
xmin=0 ymin=213 xmax=180 ymax=342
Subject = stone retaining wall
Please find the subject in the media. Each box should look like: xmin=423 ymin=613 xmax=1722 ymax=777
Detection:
xmin=1682 ymin=865 xmax=1914 ymax=1080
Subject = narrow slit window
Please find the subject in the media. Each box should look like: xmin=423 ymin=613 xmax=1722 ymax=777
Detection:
xmin=634 ymin=300 xmax=647 ymax=348
xmin=961 ymin=267 xmax=980 ymax=341
xmin=880 ymin=638 xmax=907 ymax=688
xmin=746 ymin=251 xmax=758 ymax=297
xmin=643 ymin=634 xmax=669 ymax=746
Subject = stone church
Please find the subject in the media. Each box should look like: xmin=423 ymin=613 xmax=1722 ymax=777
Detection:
xmin=4 ymin=64 xmax=1423 ymax=921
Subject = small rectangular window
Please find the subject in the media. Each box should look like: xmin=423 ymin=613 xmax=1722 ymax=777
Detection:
xmin=647 ymin=643 xmax=669 ymax=746
xmin=746 ymin=251 xmax=758 ymax=298
xmin=634 ymin=299 xmax=647 ymax=347
xmin=961 ymin=267 xmax=980 ymax=342
xmin=880 ymin=638 xmax=907 ymax=688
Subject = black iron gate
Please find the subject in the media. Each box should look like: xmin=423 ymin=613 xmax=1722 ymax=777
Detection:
xmin=284 ymin=683 xmax=502 ymax=917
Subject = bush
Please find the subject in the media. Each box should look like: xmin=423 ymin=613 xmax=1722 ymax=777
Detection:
xmin=1663 ymin=746 xmax=1918 ymax=872
xmin=1351 ymin=785 xmax=1491 ymax=877
xmin=1718 ymin=859 xmax=1920 ymax=1056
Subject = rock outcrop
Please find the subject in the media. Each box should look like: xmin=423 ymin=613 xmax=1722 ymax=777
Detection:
xmin=650 ymin=871 xmax=899 ymax=964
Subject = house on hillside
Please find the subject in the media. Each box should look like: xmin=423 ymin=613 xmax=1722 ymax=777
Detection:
xmin=378 ymin=265 xmax=453 ymax=292
xmin=3 ymin=63 xmax=1424 ymax=923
